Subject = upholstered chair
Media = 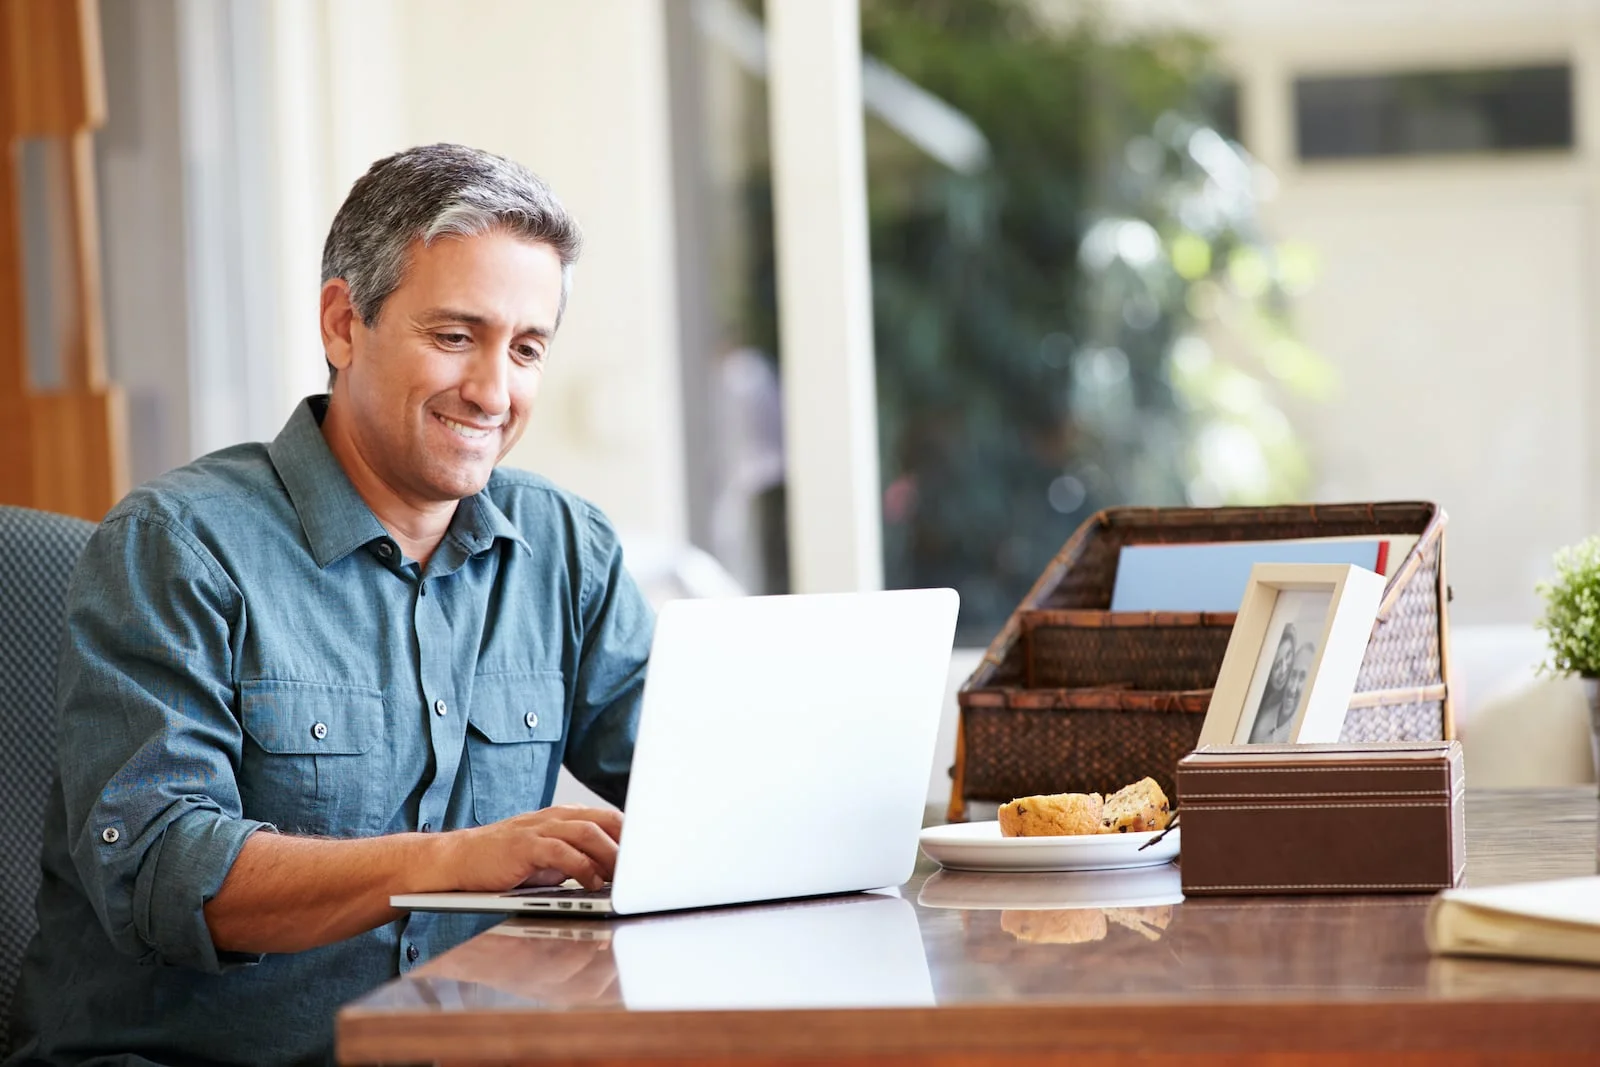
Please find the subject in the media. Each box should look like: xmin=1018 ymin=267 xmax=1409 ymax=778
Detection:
xmin=0 ymin=506 xmax=94 ymax=1055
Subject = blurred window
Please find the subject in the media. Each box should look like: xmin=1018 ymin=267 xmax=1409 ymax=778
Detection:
xmin=861 ymin=1 xmax=1293 ymax=644
xmin=665 ymin=0 xmax=789 ymax=596
xmin=1294 ymin=64 xmax=1573 ymax=160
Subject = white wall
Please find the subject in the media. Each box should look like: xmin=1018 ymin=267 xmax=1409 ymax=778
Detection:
xmin=387 ymin=1 xmax=688 ymax=543
xmin=1272 ymin=172 xmax=1590 ymax=624
xmin=1102 ymin=0 xmax=1600 ymax=786
xmin=1130 ymin=0 xmax=1600 ymax=626
xmin=95 ymin=0 xmax=192 ymax=486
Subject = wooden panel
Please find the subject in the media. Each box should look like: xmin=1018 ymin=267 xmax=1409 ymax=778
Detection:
xmin=0 ymin=385 xmax=126 ymax=521
xmin=430 ymin=1058 xmax=1600 ymax=1067
xmin=0 ymin=0 xmax=122 ymax=518
xmin=62 ymin=128 xmax=105 ymax=388
xmin=431 ymin=1059 xmax=1600 ymax=1067
xmin=26 ymin=389 xmax=125 ymax=518
xmin=0 ymin=393 xmax=33 ymax=503
xmin=0 ymin=126 xmax=32 ymax=508
xmin=0 ymin=9 xmax=24 ymax=393
xmin=3 ymin=0 xmax=105 ymax=135
xmin=339 ymin=1002 xmax=1600 ymax=1064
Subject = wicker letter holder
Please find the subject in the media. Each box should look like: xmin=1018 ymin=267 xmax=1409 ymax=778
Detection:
xmin=949 ymin=502 xmax=1453 ymax=821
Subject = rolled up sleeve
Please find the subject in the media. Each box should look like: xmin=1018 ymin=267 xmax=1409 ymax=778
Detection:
xmin=58 ymin=511 xmax=270 ymax=974
xmin=562 ymin=507 xmax=653 ymax=808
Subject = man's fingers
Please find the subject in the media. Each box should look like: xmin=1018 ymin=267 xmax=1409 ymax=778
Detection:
xmin=459 ymin=808 xmax=625 ymax=892
xmin=518 ymin=805 xmax=623 ymax=843
xmin=536 ymin=820 xmax=621 ymax=880
xmin=526 ymin=836 xmax=606 ymax=890
xmin=521 ymin=866 xmax=571 ymax=888
xmin=584 ymin=808 xmax=624 ymax=842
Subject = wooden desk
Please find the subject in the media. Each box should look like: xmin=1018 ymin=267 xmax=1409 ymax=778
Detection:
xmin=339 ymin=789 xmax=1600 ymax=1066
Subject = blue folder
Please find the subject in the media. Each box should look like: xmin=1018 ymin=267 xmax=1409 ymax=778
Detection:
xmin=1108 ymin=540 xmax=1386 ymax=613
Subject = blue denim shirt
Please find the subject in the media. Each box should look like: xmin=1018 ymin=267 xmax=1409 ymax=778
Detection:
xmin=6 ymin=397 xmax=652 ymax=1067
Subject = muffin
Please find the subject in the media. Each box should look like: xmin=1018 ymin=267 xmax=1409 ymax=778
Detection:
xmin=1099 ymin=777 xmax=1172 ymax=834
xmin=998 ymin=791 xmax=1104 ymax=837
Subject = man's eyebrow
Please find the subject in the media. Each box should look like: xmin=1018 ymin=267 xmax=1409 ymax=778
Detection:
xmin=416 ymin=307 xmax=553 ymax=339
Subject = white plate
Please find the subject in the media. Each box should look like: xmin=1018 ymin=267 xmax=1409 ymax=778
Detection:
xmin=917 ymin=863 xmax=1183 ymax=910
xmin=918 ymin=822 xmax=1179 ymax=873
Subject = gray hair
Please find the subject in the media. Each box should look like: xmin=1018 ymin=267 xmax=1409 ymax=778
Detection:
xmin=320 ymin=143 xmax=583 ymax=383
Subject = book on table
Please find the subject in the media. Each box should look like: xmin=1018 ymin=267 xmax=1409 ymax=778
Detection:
xmin=1426 ymin=876 xmax=1600 ymax=967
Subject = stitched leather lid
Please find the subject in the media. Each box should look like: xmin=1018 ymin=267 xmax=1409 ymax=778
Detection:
xmin=1176 ymin=741 xmax=1463 ymax=803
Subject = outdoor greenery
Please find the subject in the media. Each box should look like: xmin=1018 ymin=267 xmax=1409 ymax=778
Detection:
xmin=1536 ymin=537 xmax=1600 ymax=678
xmin=858 ymin=0 xmax=1330 ymax=641
xmin=720 ymin=0 xmax=1328 ymax=638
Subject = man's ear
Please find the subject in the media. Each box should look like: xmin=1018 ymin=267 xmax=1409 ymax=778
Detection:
xmin=321 ymin=278 xmax=357 ymax=373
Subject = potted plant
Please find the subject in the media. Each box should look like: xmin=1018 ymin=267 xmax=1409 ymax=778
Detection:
xmin=1535 ymin=535 xmax=1600 ymax=791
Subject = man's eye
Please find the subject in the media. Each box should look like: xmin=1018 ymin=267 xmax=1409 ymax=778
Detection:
xmin=435 ymin=332 xmax=471 ymax=347
xmin=513 ymin=344 xmax=544 ymax=364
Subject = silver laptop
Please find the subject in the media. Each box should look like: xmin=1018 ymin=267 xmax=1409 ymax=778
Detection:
xmin=391 ymin=588 xmax=959 ymax=917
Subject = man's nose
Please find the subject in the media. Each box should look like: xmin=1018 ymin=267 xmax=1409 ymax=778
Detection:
xmin=460 ymin=345 xmax=511 ymax=416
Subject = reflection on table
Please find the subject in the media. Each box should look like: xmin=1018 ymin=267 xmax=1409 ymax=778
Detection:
xmin=922 ymin=863 xmax=1180 ymax=953
xmin=389 ymin=890 xmax=930 ymax=1013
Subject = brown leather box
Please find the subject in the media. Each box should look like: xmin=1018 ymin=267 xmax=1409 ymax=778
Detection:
xmin=1175 ymin=741 xmax=1465 ymax=896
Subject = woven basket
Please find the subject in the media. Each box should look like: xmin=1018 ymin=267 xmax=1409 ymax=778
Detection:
xmin=950 ymin=502 xmax=1452 ymax=821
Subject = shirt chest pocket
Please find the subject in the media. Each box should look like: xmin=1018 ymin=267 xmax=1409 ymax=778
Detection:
xmin=239 ymin=680 xmax=389 ymax=836
xmin=466 ymin=672 xmax=566 ymax=826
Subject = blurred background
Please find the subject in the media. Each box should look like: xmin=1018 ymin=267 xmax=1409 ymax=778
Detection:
xmin=6 ymin=0 xmax=1596 ymax=797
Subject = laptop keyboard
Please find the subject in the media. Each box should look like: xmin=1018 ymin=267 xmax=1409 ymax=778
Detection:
xmin=503 ymin=884 xmax=613 ymax=899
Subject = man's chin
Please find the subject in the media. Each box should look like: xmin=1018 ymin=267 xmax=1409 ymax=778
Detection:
xmin=424 ymin=467 xmax=494 ymax=502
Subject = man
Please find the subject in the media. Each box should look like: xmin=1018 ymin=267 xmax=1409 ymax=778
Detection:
xmin=6 ymin=144 xmax=653 ymax=1066
xmin=1247 ymin=625 xmax=1296 ymax=744
xmin=1275 ymin=644 xmax=1316 ymax=738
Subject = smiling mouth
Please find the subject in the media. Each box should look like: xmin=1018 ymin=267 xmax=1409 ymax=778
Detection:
xmin=436 ymin=413 xmax=497 ymax=441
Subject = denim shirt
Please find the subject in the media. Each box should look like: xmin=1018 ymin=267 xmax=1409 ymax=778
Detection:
xmin=6 ymin=397 xmax=653 ymax=1067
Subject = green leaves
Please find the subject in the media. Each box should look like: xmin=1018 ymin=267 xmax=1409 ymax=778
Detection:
xmin=1536 ymin=536 xmax=1600 ymax=677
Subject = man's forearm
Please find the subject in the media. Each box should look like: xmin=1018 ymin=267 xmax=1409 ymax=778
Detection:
xmin=203 ymin=829 xmax=457 ymax=954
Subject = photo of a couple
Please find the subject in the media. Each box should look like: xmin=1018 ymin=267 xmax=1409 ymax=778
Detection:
xmin=1235 ymin=590 xmax=1331 ymax=744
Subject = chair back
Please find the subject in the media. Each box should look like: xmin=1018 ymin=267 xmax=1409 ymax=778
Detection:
xmin=0 ymin=505 xmax=93 ymax=1055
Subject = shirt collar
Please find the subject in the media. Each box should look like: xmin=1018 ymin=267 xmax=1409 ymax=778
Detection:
xmin=445 ymin=485 xmax=532 ymax=563
xmin=267 ymin=396 xmax=530 ymax=569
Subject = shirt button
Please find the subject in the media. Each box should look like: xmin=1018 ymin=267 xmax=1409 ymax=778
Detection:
xmin=311 ymin=721 xmax=328 ymax=741
xmin=377 ymin=541 xmax=395 ymax=560
xmin=433 ymin=699 xmax=448 ymax=717
xmin=101 ymin=827 xmax=120 ymax=844
xmin=405 ymin=943 xmax=420 ymax=963
xmin=524 ymin=711 xmax=539 ymax=730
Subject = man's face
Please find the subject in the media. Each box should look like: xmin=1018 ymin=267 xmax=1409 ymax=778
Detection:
xmin=1269 ymin=635 xmax=1294 ymax=687
xmin=1283 ymin=646 xmax=1314 ymax=715
xmin=325 ymin=230 xmax=563 ymax=505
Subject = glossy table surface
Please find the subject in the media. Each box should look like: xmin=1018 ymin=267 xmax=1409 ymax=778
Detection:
xmin=339 ymin=789 xmax=1600 ymax=1065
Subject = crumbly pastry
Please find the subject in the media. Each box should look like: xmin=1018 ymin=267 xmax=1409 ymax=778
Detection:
xmin=1001 ymin=908 xmax=1107 ymax=945
xmin=998 ymin=791 xmax=1104 ymax=837
xmin=1099 ymin=776 xmax=1172 ymax=834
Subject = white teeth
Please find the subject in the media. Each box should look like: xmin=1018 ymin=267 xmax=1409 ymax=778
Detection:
xmin=439 ymin=415 xmax=492 ymax=440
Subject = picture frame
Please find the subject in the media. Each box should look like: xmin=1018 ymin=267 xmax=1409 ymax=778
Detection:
xmin=1197 ymin=563 xmax=1387 ymax=747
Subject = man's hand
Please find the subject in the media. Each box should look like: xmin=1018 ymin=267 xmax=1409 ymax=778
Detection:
xmin=422 ymin=930 xmax=621 ymax=1006
xmin=206 ymin=805 xmax=624 ymax=955
xmin=445 ymin=805 xmax=623 ymax=892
